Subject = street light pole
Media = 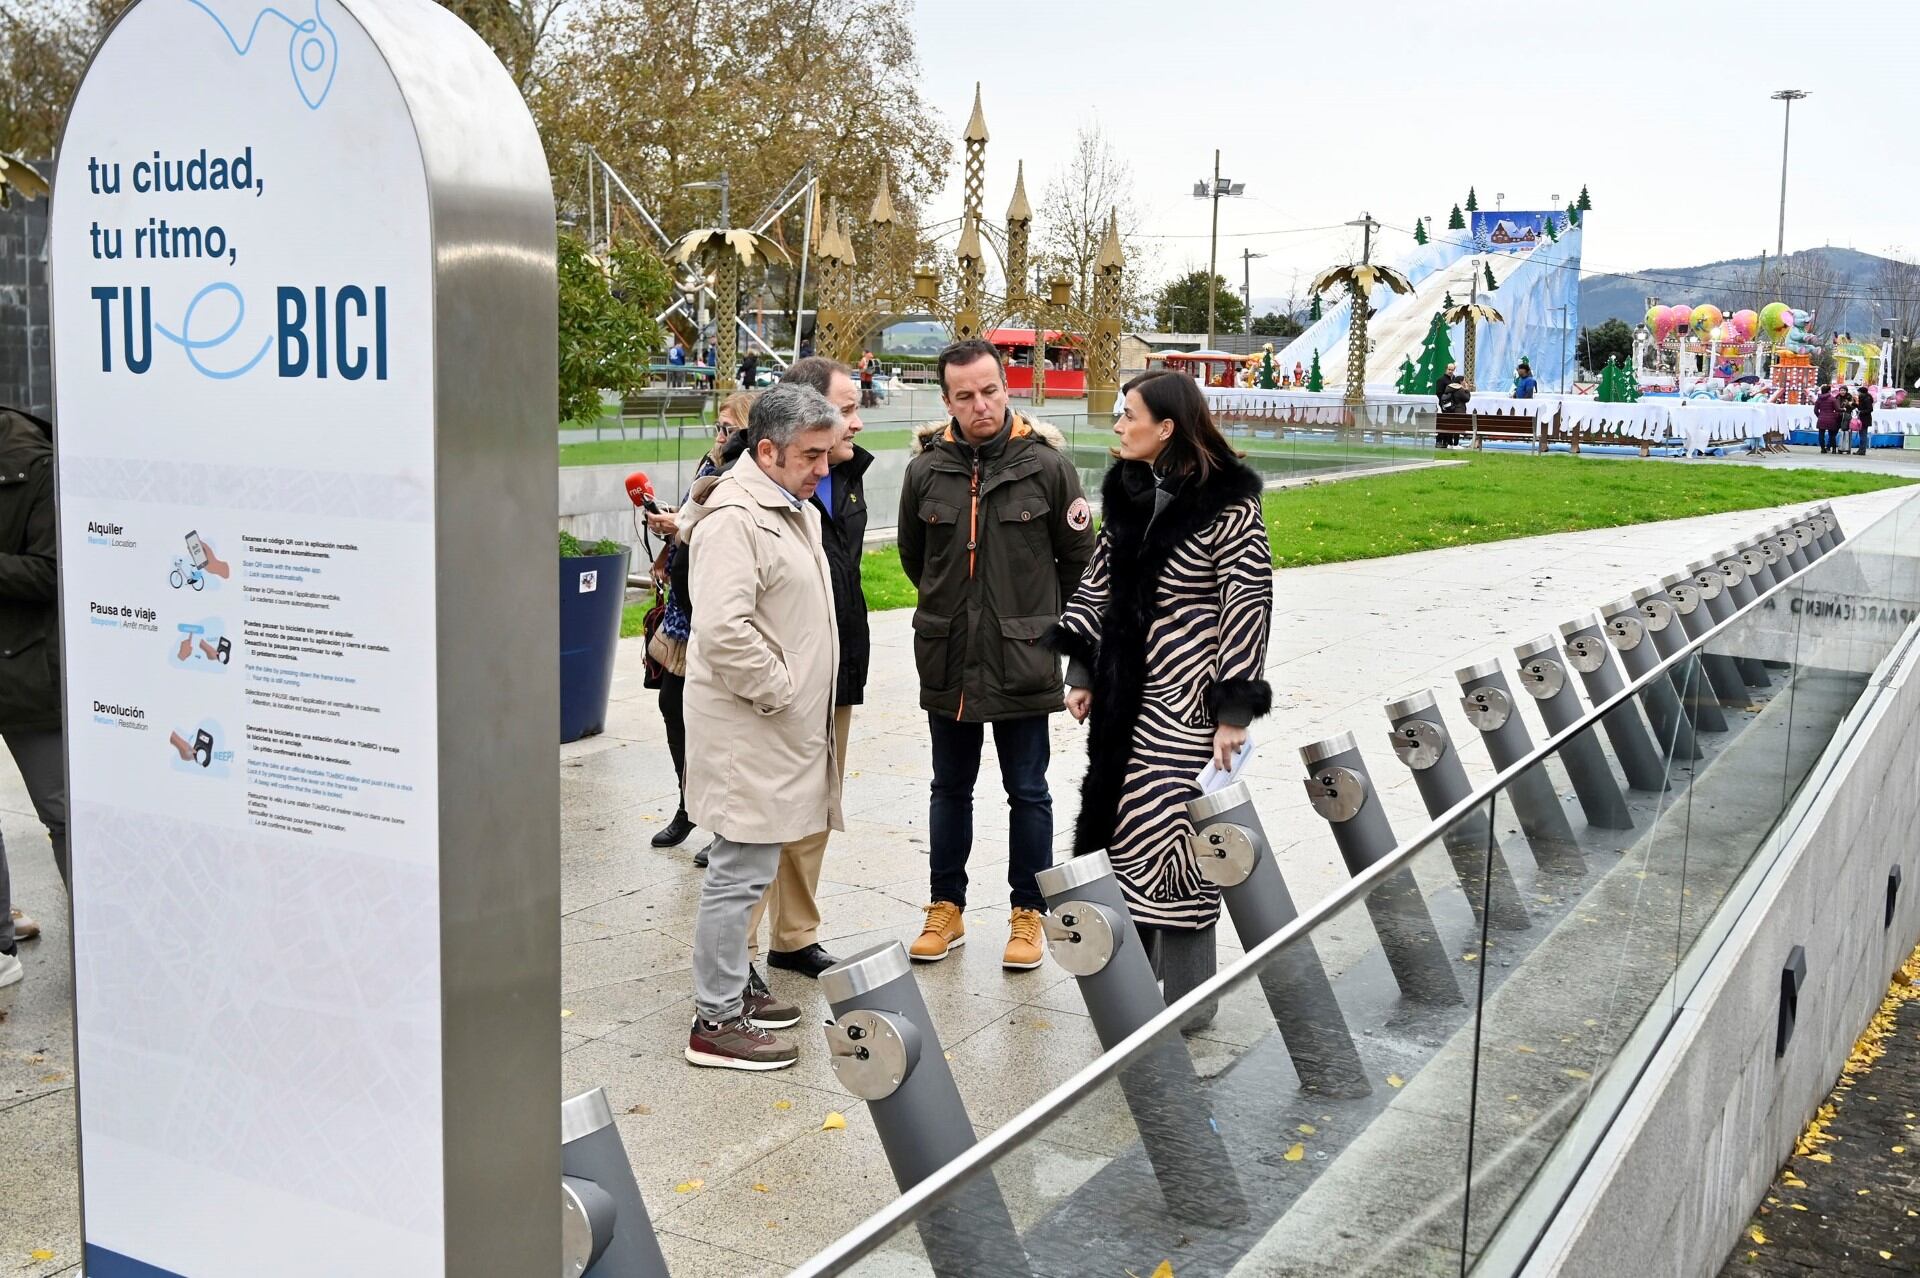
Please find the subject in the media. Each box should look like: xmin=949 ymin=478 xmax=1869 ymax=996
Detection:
xmin=1771 ymin=90 xmax=1808 ymax=274
xmin=1207 ymin=150 xmax=1221 ymax=347
xmin=1192 ymin=152 xmax=1245 ymax=350
xmin=1241 ymin=248 xmax=1266 ymax=336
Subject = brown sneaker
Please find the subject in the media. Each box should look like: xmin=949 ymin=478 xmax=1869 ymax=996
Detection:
xmin=743 ymin=965 xmax=800 ymax=1030
xmin=1003 ymin=907 xmax=1047 ymax=970
xmin=909 ymin=901 xmax=966 ymax=962
xmin=686 ymin=1015 xmax=799 ymax=1071
xmin=10 ymin=908 xmax=38 ymax=942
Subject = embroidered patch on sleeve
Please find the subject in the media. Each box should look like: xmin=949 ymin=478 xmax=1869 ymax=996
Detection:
xmin=1066 ymin=497 xmax=1091 ymax=531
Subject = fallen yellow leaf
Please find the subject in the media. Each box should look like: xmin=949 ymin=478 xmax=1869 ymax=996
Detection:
xmin=1857 ymin=1189 xmax=1871 ymax=1196
xmin=1387 ymin=1074 xmax=1404 ymax=1088
xmin=675 ymin=1178 xmax=704 ymax=1193
xmin=1297 ymin=1123 xmax=1317 ymax=1136
xmin=1283 ymin=1143 xmax=1304 ymax=1162
xmin=752 ymin=1183 xmax=769 ymax=1193
xmin=822 ymin=1112 xmax=847 ymax=1131
xmin=1562 ymin=1068 xmax=1591 ymax=1081
xmin=560 ymin=1008 xmax=574 ymax=1018
xmin=30 ymin=1251 xmax=54 ymax=1262
xmin=1894 ymin=1145 xmax=1907 ymax=1154
xmin=1881 ymin=1252 xmax=1893 ymax=1261
xmin=1809 ymin=1152 xmax=1833 ymax=1163
xmin=1461 ymin=952 xmax=1478 ymax=962
xmin=773 ymin=1100 xmax=792 ymax=1111
xmin=1151 ymin=1263 xmax=1174 ymax=1278
xmin=1749 ymin=1225 xmax=1768 ymax=1245
xmin=1789 ymin=1203 xmax=1807 ymax=1211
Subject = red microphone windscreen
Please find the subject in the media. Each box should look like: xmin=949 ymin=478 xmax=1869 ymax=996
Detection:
xmin=624 ymin=471 xmax=654 ymax=507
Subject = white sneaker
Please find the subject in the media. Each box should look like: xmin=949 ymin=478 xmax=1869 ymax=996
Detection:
xmin=0 ymin=951 xmax=21 ymax=989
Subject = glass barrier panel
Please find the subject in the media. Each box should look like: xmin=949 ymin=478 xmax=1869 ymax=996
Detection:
xmin=1461 ymin=688 xmax=1695 ymax=1265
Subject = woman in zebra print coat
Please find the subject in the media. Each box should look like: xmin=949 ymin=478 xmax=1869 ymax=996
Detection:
xmin=1048 ymin=371 xmax=1273 ymax=1016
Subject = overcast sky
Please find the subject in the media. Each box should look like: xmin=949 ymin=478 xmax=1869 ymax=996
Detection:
xmin=907 ymin=0 xmax=1918 ymax=308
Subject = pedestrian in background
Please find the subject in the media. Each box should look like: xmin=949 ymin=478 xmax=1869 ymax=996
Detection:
xmin=898 ymin=339 xmax=1094 ymax=970
xmin=1513 ymin=361 xmax=1537 ymax=399
xmin=1050 ymin=371 xmax=1273 ymax=1031
xmin=647 ymin=390 xmax=756 ymax=852
xmin=679 ymin=384 xmax=842 ymax=1070
xmin=1813 ymin=384 xmax=1838 ymax=453
xmin=0 ymin=407 xmax=67 ymax=990
xmin=739 ymin=356 xmax=872 ymax=978
xmin=1854 ymin=384 xmax=1874 ymax=455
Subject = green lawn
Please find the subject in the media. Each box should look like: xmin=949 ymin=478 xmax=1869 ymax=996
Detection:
xmin=617 ymin=454 xmax=1913 ymax=625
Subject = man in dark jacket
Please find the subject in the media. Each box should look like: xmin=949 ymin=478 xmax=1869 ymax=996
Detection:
xmin=897 ymin=339 xmax=1095 ymax=970
xmin=1854 ymin=385 xmax=1874 ymax=455
xmin=0 ymin=408 xmax=66 ymax=990
xmin=737 ymin=356 xmax=872 ymax=977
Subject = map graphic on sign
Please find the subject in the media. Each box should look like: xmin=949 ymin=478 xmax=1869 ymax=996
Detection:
xmin=185 ymin=0 xmax=340 ymax=109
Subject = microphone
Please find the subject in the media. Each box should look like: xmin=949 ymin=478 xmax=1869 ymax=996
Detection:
xmin=624 ymin=471 xmax=659 ymax=513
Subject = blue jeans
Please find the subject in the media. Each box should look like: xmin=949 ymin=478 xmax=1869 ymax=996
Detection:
xmin=927 ymin=713 xmax=1053 ymax=912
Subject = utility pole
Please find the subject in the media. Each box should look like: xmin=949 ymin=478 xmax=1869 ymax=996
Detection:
xmin=1771 ymin=90 xmax=1808 ymax=283
xmin=1241 ymin=248 xmax=1266 ymax=335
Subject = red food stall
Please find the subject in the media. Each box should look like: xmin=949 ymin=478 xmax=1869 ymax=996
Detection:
xmin=1145 ymin=350 xmax=1244 ymax=388
xmin=987 ymin=327 xmax=1088 ymax=398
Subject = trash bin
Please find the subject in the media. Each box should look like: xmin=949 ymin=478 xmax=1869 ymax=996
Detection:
xmin=560 ymin=547 xmax=631 ymax=743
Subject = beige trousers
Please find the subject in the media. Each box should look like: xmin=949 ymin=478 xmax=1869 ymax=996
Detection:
xmin=750 ymin=705 xmax=851 ymax=957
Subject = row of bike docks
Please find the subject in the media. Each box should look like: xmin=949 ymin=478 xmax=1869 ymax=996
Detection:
xmin=565 ymin=504 xmax=1849 ymax=1278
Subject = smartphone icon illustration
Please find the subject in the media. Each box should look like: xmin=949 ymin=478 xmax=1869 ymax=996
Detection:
xmin=216 ymin=637 xmax=232 ymax=664
xmin=185 ymin=531 xmax=209 ymax=569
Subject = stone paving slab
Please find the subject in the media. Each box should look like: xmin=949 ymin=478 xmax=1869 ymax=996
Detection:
xmin=1721 ymin=944 xmax=1920 ymax=1276
xmin=1 ymin=480 xmax=1915 ymax=1274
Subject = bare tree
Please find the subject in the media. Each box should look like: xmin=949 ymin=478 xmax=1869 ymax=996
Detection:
xmin=1037 ymin=120 xmax=1156 ymax=321
xmin=1876 ymin=250 xmax=1920 ymax=388
xmin=438 ymin=0 xmax=576 ymax=93
xmin=1775 ymin=251 xmax=1848 ymax=335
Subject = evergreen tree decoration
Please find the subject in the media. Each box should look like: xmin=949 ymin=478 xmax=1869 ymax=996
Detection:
xmin=1465 ymin=186 xmax=1479 ymax=213
xmin=1448 ymin=204 xmax=1465 ymax=230
xmin=1544 ymin=215 xmax=1559 ymax=242
xmin=1307 ymin=349 xmax=1324 ymax=392
xmin=1442 ymin=290 xmax=1456 ymax=309
xmin=1395 ymin=355 xmax=1419 ymax=394
xmin=1577 ymin=185 xmax=1591 ymax=212
xmin=1596 ymin=355 xmax=1630 ymax=403
xmin=1309 ymin=293 xmax=1322 ymax=322
xmin=1258 ymin=346 xmax=1277 ymax=389
xmin=1409 ymin=310 xmax=1455 ymax=395
xmin=1566 ymin=201 xmax=1580 ymax=227
xmin=1622 ymin=362 xmax=1640 ymax=402
xmin=1414 ymin=218 xmax=1428 ymax=245
xmin=1484 ymin=260 xmax=1498 ymax=291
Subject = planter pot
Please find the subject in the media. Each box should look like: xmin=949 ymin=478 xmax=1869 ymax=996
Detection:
xmin=559 ymin=548 xmax=631 ymax=743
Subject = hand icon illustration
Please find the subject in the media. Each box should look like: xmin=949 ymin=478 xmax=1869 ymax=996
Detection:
xmin=200 ymin=540 xmax=231 ymax=579
xmin=169 ymin=730 xmax=195 ymax=762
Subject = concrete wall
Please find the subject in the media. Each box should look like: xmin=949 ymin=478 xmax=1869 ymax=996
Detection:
xmin=1529 ymin=628 xmax=1920 ymax=1277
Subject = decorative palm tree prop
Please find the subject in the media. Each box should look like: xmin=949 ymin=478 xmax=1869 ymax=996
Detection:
xmin=0 ymin=153 xmax=49 ymax=208
xmin=1311 ymin=260 xmax=1413 ymax=405
xmin=668 ymin=227 xmax=788 ymax=391
xmin=1442 ymin=296 xmax=1505 ymax=389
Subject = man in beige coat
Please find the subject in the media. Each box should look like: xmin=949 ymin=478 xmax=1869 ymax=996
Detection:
xmin=680 ymin=383 xmax=843 ymax=1070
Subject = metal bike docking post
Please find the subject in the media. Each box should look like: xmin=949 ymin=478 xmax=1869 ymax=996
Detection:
xmin=820 ymin=944 xmax=1035 ymax=1278
xmin=1632 ymin=584 xmax=1728 ymax=734
xmin=1383 ymin=690 xmax=1531 ymax=932
xmin=1600 ymin=596 xmax=1700 ymax=762
xmin=1511 ymin=638 xmax=1633 ymax=830
xmin=1455 ymin=661 xmax=1586 ymax=872
xmin=560 ymin=1087 xmax=671 ymax=1278
xmin=1689 ymin=558 xmax=1771 ymax=689
xmin=1185 ymin=781 xmax=1372 ymax=1097
xmin=1739 ymin=538 xmax=1781 ymax=592
xmin=1299 ymin=733 xmax=1461 ymax=1006
xmin=1771 ymin=522 xmax=1809 ymax=576
xmin=1661 ymin=571 xmax=1749 ymax=708
xmin=1558 ymin=616 xmax=1671 ymax=793
xmin=1790 ymin=516 xmax=1823 ymax=566
xmin=1035 ymin=855 xmax=1250 ymax=1229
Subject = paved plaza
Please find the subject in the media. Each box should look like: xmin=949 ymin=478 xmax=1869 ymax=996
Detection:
xmin=2 ymin=462 xmax=1917 ymax=1275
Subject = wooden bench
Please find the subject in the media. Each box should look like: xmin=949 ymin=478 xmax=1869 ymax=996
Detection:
xmin=1437 ymin=411 xmax=1542 ymax=452
xmin=621 ymin=389 xmax=711 ymax=426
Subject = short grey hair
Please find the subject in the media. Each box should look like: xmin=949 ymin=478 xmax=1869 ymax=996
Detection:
xmin=746 ymin=382 xmax=839 ymax=453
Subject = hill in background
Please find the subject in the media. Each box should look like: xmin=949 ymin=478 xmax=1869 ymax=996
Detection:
xmin=1579 ymin=246 xmax=1897 ymax=335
